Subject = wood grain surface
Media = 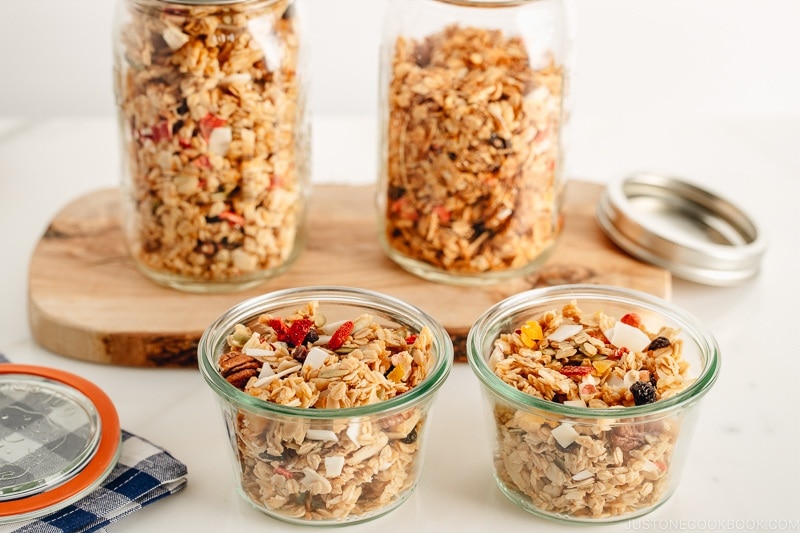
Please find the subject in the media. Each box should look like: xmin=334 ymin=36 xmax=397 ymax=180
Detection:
xmin=27 ymin=181 xmax=670 ymax=367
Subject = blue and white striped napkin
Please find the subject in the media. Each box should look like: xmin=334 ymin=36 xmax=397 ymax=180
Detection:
xmin=0 ymin=354 xmax=187 ymax=533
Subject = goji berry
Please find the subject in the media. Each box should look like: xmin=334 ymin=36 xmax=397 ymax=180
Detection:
xmin=328 ymin=321 xmax=354 ymax=351
xmin=559 ymin=365 xmax=592 ymax=377
xmin=274 ymin=466 xmax=294 ymax=479
xmin=218 ymin=211 xmax=245 ymax=228
xmin=405 ymin=334 xmax=417 ymax=344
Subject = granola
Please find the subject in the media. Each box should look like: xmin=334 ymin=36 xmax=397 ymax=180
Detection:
xmin=115 ymin=0 xmax=308 ymax=286
xmin=382 ymin=24 xmax=565 ymax=275
xmin=217 ymin=302 xmax=434 ymax=521
xmin=487 ymin=302 xmax=693 ymax=520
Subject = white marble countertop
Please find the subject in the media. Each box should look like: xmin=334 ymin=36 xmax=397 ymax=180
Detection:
xmin=0 ymin=113 xmax=798 ymax=532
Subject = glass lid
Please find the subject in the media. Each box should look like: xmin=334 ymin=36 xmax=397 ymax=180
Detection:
xmin=0 ymin=365 xmax=120 ymax=524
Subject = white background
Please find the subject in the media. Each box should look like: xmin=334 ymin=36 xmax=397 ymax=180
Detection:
xmin=1 ymin=0 xmax=799 ymax=119
xmin=0 ymin=1 xmax=799 ymax=532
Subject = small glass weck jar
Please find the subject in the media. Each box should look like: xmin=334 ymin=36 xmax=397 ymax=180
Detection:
xmin=467 ymin=285 xmax=720 ymax=523
xmin=377 ymin=0 xmax=571 ymax=285
xmin=198 ymin=286 xmax=454 ymax=525
xmin=113 ymin=0 xmax=310 ymax=293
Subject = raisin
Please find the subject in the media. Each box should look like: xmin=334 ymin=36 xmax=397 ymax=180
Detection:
xmin=292 ymin=345 xmax=308 ymax=363
xmin=645 ymin=336 xmax=671 ymax=351
xmin=488 ymin=132 xmax=508 ymax=149
xmin=304 ymin=329 xmax=320 ymax=345
xmin=630 ymin=380 xmax=657 ymax=405
xmin=401 ymin=427 xmax=418 ymax=444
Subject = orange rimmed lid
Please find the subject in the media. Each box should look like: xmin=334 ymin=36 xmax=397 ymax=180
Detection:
xmin=0 ymin=364 xmax=121 ymax=523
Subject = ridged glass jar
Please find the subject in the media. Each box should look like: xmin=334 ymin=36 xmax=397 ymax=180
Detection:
xmin=113 ymin=0 xmax=310 ymax=292
xmin=377 ymin=0 xmax=570 ymax=285
xmin=198 ymin=286 xmax=454 ymax=525
xmin=467 ymin=285 xmax=720 ymax=523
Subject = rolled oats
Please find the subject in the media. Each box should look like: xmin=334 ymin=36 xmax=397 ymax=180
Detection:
xmin=488 ymin=302 xmax=693 ymax=520
xmin=115 ymin=0 xmax=308 ymax=287
xmin=217 ymin=301 xmax=435 ymax=521
xmin=382 ymin=24 xmax=565 ymax=276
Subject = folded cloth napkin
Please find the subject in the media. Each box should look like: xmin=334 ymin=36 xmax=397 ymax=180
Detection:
xmin=0 ymin=353 xmax=188 ymax=533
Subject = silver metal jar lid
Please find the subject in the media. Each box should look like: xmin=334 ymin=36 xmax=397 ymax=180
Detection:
xmin=596 ymin=173 xmax=766 ymax=286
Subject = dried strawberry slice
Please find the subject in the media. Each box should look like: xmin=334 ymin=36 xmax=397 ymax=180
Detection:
xmin=328 ymin=321 xmax=354 ymax=351
xmin=287 ymin=318 xmax=313 ymax=346
xmin=199 ymin=113 xmax=227 ymax=141
xmin=559 ymin=365 xmax=593 ymax=377
xmin=269 ymin=318 xmax=289 ymax=342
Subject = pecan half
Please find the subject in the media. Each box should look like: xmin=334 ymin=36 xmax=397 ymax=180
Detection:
xmin=219 ymin=352 xmax=260 ymax=390
xmin=609 ymin=425 xmax=648 ymax=452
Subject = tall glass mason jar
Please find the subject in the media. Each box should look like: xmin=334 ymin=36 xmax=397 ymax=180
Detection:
xmin=378 ymin=0 xmax=570 ymax=285
xmin=113 ymin=0 xmax=309 ymax=293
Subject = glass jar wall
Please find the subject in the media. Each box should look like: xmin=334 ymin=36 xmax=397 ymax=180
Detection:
xmin=113 ymin=0 xmax=310 ymax=293
xmin=377 ymin=0 xmax=570 ymax=285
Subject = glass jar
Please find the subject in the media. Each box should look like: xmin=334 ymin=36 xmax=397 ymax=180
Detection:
xmin=466 ymin=285 xmax=720 ymax=523
xmin=377 ymin=0 xmax=570 ymax=285
xmin=113 ymin=0 xmax=310 ymax=293
xmin=198 ymin=286 xmax=454 ymax=525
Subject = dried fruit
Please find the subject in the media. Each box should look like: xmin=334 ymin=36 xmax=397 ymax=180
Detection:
xmin=630 ymin=380 xmax=657 ymax=405
xmin=287 ymin=318 xmax=314 ymax=346
xmin=592 ymin=359 xmax=614 ymax=375
xmin=645 ymin=336 xmax=671 ymax=352
xmin=620 ymin=313 xmax=641 ymax=328
xmin=328 ymin=321 xmax=354 ymax=351
xmin=198 ymin=112 xmax=228 ymax=141
xmin=610 ymin=425 xmax=648 ymax=451
xmin=401 ymin=427 xmax=418 ymax=444
xmin=558 ymin=365 xmax=592 ymax=377
xmin=520 ymin=320 xmax=543 ymax=347
xmin=269 ymin=318 xmax=289 ymax=342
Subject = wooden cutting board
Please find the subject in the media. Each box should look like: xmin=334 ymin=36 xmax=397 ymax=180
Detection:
xmin=28 ymin=181 xmax=670 ymax=367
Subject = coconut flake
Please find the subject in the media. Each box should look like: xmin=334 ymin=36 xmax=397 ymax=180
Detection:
xmin=346 ymin=421 xmax=361 ymax=446
xmin=252 ymin=364 xmax=301 ymax=388
xmin=257 ymin=363 xmax=275 ymax=379
xmin=608 ymin=321 xmax=651 ymax=353
xmin=572 ymin=469 xmax=594 ymax=481
xmin=606 ymin=373 xmax=625 ymax=388
xmin=320 ymin=319 xmax=347 ymax=335
xmin=563 ymin=399 xmax=587 ymax=408
xmin=208 ymin=126 xmax=232 ymax=155
xmin=641 ymin=460 xmax=661 ymax=474
xmin=303 ymin=346 xmax=329 ymax=371
xmin=313 ymin=335 xmax=332 ymax=346
xmin=244 ymin=347 xmax=275 ymax=357
xmin=162 ymin=24 xmax=189 ymax=50
xmin=547 ymin=323 xmax=583 ymax=343
xmin=306 ymin=429 xmax=338 ymax=442
xmin=324 ymin=456 xmax=345 ymax=478
xmin=551 ymin=422 xmax=579 ymax=448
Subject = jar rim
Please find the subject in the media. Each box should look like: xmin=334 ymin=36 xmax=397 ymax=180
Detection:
xmin=431 ymin=0 xmax=543 ymax=7
xmin=198 ymin=286 xmax=454 ymax=418
xmin=466 ymin=284 xmax=720 ymax=419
